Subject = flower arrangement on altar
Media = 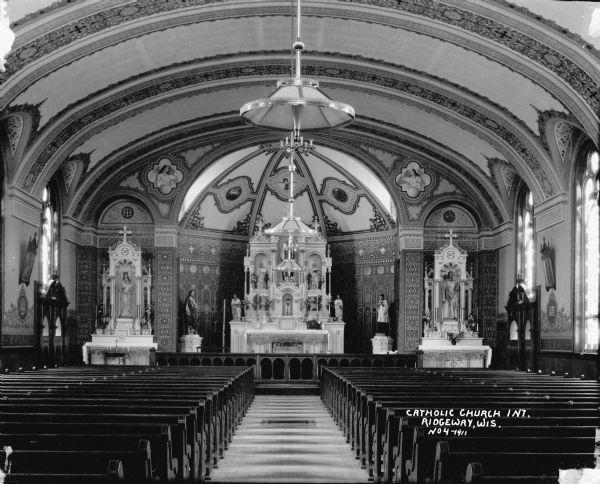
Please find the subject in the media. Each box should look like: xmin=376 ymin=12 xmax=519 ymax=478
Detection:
xmin=447 ymin=331 xmax=464 ymax=345
xmin=250 ymin=273 xmax=258 ymax=289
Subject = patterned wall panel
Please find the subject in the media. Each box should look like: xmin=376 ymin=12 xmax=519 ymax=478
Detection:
xmin=178 ymin=234 xmax=246 ymax=350
xmin=479 ymin=251 xmax=498 ymax=347
xmin=156 ymin=249 xmax=176 ymax=351
xmin=331 ymin=234 xmax=398 ymax=353
xmin=403 ymin=252 xmax=422 ymax=352
xmin=76 ymin=246 xmax=97 ymax=346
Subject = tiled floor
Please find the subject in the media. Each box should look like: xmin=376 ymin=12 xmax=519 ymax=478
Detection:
xmin=210 ymin=395 xmax=370 ymax=483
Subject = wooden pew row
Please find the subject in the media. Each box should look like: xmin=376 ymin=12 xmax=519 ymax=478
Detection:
xmin=2 ymin=366 xmax=255 ymax=479
xmin=321 ymin=368 xmax=600 ymax=483
xmin=1 ymin=366 xmax=254 ymax=482
xmin=333 ymin=374 xmax=599 ymax=482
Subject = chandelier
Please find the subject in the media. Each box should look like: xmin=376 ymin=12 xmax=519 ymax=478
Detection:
xmin=239 ymin=0 xmax=355 ymax=132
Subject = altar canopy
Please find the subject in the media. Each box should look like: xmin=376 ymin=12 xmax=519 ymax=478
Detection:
xmin=229 ymin=214 xmax=344 ymax=354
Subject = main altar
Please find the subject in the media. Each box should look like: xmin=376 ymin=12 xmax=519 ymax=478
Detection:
xmin=229 ymin=212 xmax=345 ymax=353
xmin=419 ymin=231 xmax=491 ymax=368
xmin=82 ymin=227 xmax=157 ymax=365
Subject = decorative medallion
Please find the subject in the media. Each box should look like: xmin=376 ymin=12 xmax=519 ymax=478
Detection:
xmin=321 ymin=178 xmax=361 ymax=214
xmin=147 ymin=158 xmax=184 ymax=196
xmin=395 ymin=161 xmax=432 ymax=198
xmin=211 ymin=177 xmax=253 ymax=212
xmin=121 ymin=206 xmax=134 ymax=219
xmin=17 ymin=287 xmax=28 ymax=320
xmin=443 ymin=210 xmax=456 ymax=223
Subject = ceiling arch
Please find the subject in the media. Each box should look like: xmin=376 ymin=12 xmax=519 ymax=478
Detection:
xmin=2 ymin=0 xmax=598 ymax=229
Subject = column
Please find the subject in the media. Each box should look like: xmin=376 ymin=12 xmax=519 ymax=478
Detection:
xmin=155 ymin=226 xmax=179 ymax=352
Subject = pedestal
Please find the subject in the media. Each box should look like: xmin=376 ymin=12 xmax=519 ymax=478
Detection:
xmin=179 ymin=334 xmax=202 ymax=352
xmin=324 ymin=320 xmax=345 ymax=353
xmin=372 ymin=334 xmax=393 ymax=354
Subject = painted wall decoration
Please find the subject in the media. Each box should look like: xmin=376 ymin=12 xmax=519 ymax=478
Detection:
xmin=267 ymin=168 xmax=308 ymax=200
xmin=147 ymin=158 xmax=184 ymax=196
xmin=395 ymin=161 xmax=432 ymax=198
xmin=100 ymin=201 xmax=153 ymax=225
xmin=321 ymin=178 xmax=361 ymax=214
xmin=211 ymin=177 xmax=253 ymax=212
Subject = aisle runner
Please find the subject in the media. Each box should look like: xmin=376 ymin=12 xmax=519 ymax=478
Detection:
xmin=210 ymin=395 xmax=369 ymax=483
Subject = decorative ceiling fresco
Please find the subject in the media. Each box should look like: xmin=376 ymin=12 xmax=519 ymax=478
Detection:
xmin=1 ymin=0 xmax=598 ymax=232
xmin=178 ymin=144 xmax=397 ymax=237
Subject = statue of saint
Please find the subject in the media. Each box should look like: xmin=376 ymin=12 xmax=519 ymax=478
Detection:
xmin=311 ymin=263 xmax=320 ymax=290
xmin=441 ymin=271 xmax=459 ymax=319
xmin=334 ymin=295 xmax=343 ymax=320
xmin=257 ymin=262 xmax=268 ymax=289
xmin=231 ymin=294 xmax=242 ymax=321
xmin=185 ymin=289 xmax=199 ymax=334
xmin=376 ymin=293 xmax=389 ymax=335
xmin=119 ymin=272 xmax=134 ymax=318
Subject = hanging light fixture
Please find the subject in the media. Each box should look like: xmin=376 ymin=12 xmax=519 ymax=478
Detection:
xmin=240 ymin=0 xmax=355 ymax=132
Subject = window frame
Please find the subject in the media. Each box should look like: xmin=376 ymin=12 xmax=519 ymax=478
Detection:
xmin=574 ymin=147 xmax=599 ymax=353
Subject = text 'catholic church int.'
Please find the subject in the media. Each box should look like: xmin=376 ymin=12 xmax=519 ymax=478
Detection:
xmin=0 ymin=0 xmax=600 ymax=483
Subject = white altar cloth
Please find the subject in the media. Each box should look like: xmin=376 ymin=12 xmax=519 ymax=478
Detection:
xmin=83 ymin=334 xmax=157 ymax=365
xmin=418 ymin=342 xmax=492 ymax=368
xmin=246 ymin=329 xmax=328 ymax=353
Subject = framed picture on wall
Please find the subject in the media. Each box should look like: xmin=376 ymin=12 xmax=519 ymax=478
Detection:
xmin=19 ymin=232 xmax=38 ymax=286
xmin=540 ymin=238 xmax=555 ymax=291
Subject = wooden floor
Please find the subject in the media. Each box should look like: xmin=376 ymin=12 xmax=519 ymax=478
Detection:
xmin=210 ymin=395 xmax=370 ymax=483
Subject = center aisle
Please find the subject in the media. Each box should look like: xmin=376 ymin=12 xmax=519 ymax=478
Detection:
xmin=210 ymin=395 xmax=370 ymax=483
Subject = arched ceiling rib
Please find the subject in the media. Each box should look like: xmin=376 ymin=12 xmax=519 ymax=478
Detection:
xmin=1 ymin=0 xmax=598 ymax=229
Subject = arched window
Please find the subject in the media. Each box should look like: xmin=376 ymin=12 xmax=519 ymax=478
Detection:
xmin=517 ymin=189 xmax=535 ymax=297
xmin=575 ymin=149 xmax=599 ymax=352
xmin=40 ymin=186 xmax=59 ymax=288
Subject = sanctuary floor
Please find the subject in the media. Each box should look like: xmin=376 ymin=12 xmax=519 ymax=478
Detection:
xmin=210 ymin=395 xmax=370 ymax=483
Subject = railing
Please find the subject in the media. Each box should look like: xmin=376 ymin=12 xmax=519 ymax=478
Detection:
xmin=156 ymin=352 xmax=417 ymax=382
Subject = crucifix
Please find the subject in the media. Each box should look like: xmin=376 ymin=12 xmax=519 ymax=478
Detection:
xmin=119 ymin=226 xmax=132 ymax=242
xmin=444 ymin=229 xmax=456 ymax=245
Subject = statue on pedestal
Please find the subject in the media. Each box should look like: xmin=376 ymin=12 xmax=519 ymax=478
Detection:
xmin=185 ymin=290 xmax=199 ymax=334
xmin=376 ymin=294 xmax=389 ymax=335
xmin=231 ymin=294 xmax=242 ymax=321
xmin=334 ymin=295 xmax=343 ymax=320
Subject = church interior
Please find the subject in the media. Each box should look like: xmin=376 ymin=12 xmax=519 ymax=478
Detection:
xmin=1 ymin=0 xmax=600 ymax=482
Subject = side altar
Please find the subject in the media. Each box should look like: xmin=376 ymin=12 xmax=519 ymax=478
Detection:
xmin=83 ymin=227 xmax=157 ymax=365
xmin=229 ymin=214 xmax=344 ymax=354
xmin=419 ymin=231 xmax=491 ymax=368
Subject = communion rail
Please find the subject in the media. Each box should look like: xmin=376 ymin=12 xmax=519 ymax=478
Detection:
xmin=156 ymin=352 xmax=417 ymax=382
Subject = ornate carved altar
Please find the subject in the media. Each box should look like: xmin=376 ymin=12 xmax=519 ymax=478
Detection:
xmin=83 ymin=227 xmax=157 ymax=365
xmin=229 ymin=215 xmax=345 ymax=354
xmin=419 ymin=231 xmax=490 ymax=368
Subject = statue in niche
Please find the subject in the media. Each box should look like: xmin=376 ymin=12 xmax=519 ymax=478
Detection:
xmin=334 ymin=295 xmax=343 ymax=320
xmin=119 ymin=272 xmax=134 ymax=318
xmin=441 ymin=271 xmax=459 ymax=319
xmin=256 ymin=262 xmax=268 ymax=289
xmin=310 ymin=263 xmax=320 ymax=289
xmin=283 ymin=294 xmax=293 ymax=316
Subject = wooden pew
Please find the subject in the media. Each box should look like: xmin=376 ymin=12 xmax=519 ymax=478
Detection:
xmin=320 ymin=367 xmax=600 ymax=484
xmin=1 ymin=366 xmax=254 ymax=482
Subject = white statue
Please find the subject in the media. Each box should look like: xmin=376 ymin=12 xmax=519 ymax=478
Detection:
xmin=119 ymin=272 xmax=134 ymax=318
xmin=334 ymin=295 xmax=343 ymax=320
xmin=441 ymin=271 xmax=459 ymax=319
xmin=231 ymin=294 xmax=242 ymax=321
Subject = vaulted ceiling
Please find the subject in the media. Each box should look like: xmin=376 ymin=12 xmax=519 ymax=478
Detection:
xmin=1 ymin=0 xmax=598 ymax=234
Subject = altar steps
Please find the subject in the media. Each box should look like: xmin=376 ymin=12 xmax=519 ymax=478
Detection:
xmin=209 ymin=395 xmax=369 ymax=483
xmin=256 ymin=381 xmax=320 ymax=395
